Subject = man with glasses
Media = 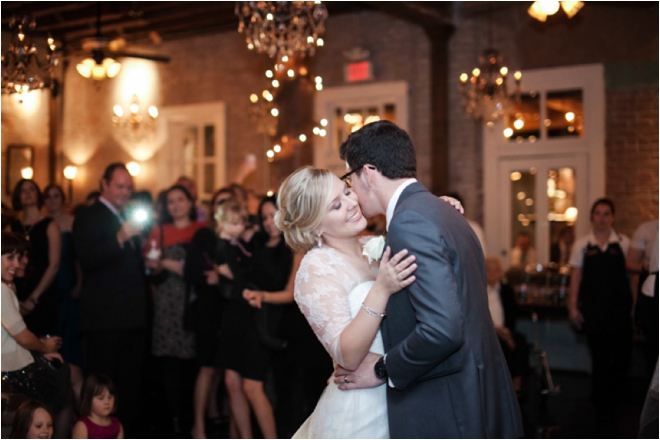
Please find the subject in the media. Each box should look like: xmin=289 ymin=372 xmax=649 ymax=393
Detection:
xmin=334 ymin=120 xmax=523 ymax=439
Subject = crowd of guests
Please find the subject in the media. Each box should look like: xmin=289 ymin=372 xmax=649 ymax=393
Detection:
xmin=1 ymin=162 xmax=657 ymax=438
xmin=1 ymin=163 xmax=331 ymax=439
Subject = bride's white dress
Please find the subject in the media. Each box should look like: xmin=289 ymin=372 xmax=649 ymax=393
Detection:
xmin=292 ymin=239 xmax=389 ymax=439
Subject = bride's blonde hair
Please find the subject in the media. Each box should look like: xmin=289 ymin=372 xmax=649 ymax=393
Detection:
xmin=274 ymin=166 xmax=334 ymax=252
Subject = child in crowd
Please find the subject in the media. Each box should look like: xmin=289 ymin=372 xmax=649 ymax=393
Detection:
xmin=72 ymin=374 xmax=123 ymax=439
xmin=9 ymin=399 xmax=54 ymax=439
xmin=214 ymin=200 xmax=285 ymax=350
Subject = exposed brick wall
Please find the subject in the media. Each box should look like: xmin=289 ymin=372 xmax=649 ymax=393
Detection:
xmin=50 ymin=10 xmax=432 ymax=203
xmin=605 ymin=87 xmax=659 ymax=237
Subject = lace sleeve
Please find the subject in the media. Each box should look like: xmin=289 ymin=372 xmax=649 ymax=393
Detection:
xmin=294 ymin=249 xmax=354 ymax=366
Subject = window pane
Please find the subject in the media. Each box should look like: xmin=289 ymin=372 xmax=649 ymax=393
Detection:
xmin=546 ymin=90 xmax=583 ymax=138
xmin=384 ymin=104 xmax=396 ymax=123
xmin=504 ymin=92 xmax=541 ymax=143
xmin=184 ymin=126 xmax=198 ymax=161
xmin=510 ymin=169 xmax=536 ymax=267
xmin=547 ymin=167 xmax=577 ymax=265
xmin=204 ymin=125 xmax=215 ymax=157
xmin=204 ymin=163 xmax=215 ymax=194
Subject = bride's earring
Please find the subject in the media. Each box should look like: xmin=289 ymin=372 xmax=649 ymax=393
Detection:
xmin=317 ymin=234 xmax=323 ymax=248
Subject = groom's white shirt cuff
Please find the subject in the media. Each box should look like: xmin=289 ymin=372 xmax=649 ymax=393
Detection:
xmin=385 ymin=178 xmax=417 ymax=231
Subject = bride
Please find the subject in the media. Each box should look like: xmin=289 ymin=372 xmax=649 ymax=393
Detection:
xmin=274 ymin=166 xmax=417 ymax=438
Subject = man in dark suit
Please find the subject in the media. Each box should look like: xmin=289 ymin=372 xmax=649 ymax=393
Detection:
xmin=72 ymin=163 xmax=147 ymax=432
xmin=335 ymin=121 xmax=523 ymax=438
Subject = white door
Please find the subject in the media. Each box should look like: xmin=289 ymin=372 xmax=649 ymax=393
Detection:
xmin=157 ymin=102 xmax=226 ymax=203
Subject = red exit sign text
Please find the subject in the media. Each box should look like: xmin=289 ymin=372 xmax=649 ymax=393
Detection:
xmin=345 ymin=61 xmax=373 ymax=83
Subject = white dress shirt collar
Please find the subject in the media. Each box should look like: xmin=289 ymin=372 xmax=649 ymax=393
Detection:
xmin=385 ymin=178 xmax=417 ymax=231
xmin=99 ymin=196 xmax=123 ymax=220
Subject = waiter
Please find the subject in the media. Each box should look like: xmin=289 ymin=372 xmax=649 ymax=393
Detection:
xmin=568 ymin=198 xmax=632 ymax=430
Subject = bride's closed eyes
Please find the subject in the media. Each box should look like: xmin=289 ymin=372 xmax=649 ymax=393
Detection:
xmin=330 ymin=184 xmax=353 ymax=211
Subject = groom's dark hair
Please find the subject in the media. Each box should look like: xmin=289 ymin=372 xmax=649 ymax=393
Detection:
xmin=339 ymin=120 xmax=416 ymax=179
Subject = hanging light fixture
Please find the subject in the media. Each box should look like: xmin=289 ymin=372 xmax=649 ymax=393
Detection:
xmin=528 ymin=1 xmax=584 ymax=22
xmin=458 ymin=5 xmax=522 ymax=125
xmin=459 ymin=50 xmax=522 ymax=124
xmin=235 ymin=1 xmax=328 ymax=63
xmin=1 ymin=15 xmax=58 ymax=97
xmin=112 ymin=94 xmax=158 ymax=145
xmin=76 ymin=56 xmax=121 ymax=81
xmin=76 ymin=3 xmax=121 ymax=80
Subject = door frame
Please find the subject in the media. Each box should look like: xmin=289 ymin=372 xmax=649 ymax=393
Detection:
xmin=313 ymin=81 xmax=409 ymax=175
xmin=483 ymin=64 xmax=605 ymax=264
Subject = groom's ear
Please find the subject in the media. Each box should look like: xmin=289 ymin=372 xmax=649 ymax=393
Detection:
xmin=362 ymin=164 xmax=378 ymax=186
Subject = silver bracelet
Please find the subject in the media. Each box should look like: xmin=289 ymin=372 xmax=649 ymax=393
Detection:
xmin=361 ymin=303 xmax=386 ymax=318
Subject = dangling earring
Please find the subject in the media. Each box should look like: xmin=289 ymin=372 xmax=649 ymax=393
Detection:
xmin=317 ymin=234 xmax=323 ymax=248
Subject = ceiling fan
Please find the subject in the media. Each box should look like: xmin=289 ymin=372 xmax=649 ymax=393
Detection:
xmin=75 ymin=2 xmax=170 ymax=80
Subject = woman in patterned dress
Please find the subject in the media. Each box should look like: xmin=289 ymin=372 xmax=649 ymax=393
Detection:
xmin=144 ymin=185 xmax=206 ymax=433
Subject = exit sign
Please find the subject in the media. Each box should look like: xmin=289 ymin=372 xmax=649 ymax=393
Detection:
xmin=345 ymin=61 xmax=373 ymax=83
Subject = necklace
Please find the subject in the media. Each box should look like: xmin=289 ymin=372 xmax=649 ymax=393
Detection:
xmin=21 ymin=222 xmax=36 ymax=241
xmin=20 ymin=216 xmax=42 ymax=241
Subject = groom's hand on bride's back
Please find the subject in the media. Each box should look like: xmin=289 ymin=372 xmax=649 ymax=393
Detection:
xmin=334 ymin=352 xmax=384 ymax=391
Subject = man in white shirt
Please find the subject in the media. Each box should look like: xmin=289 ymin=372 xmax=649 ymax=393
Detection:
xmin=510 ymin=231 xmax=537 ymax=268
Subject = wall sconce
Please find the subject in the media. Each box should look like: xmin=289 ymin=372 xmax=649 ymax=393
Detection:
xmin=126 ymin=161 xmax=141 ymax=177
xmin=21 ymin=167 xmax=34 ymax=179
xmin=112 ymin=94 xmax=158 ymax=146
xmin=63 ymin=165 xmax=77 ymax=201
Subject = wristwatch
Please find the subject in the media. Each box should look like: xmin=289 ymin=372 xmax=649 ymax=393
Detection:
xmin=374 ymin=356 xmax=388 ymax=382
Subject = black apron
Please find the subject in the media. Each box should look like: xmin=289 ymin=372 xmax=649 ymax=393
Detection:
xmin=578 ymin=240 xmax=632 ymax=334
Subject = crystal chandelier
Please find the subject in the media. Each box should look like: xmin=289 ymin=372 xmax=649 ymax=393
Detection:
xmin=112 ymin=94 xmax=159 ymax=145
xmin=1 ymin=16 xmax=58 ymax=97
xmin=235 ymin=1 xmax=328 ymax=63
xmin=459 ymin=48 xmax=522 ymax=124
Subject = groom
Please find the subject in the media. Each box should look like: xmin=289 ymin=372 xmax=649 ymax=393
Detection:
xmin=335 ymin=121 xmax=523 ymax=438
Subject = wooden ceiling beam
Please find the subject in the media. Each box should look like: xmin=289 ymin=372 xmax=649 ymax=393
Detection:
xmin=38 ymin=12 xmax=124 ymax=32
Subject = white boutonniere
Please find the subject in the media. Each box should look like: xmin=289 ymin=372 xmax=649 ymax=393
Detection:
xmin=362 ymin=236 xmax=386 ymax=264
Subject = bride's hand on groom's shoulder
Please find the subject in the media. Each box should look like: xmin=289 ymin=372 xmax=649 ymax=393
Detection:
xmin=374 ymin=247 xmax=417 ymax=296
xmin=439 ymin=196 xmax=465 ymax=214
xmin=334 ymin=352 xmax=384 ymax=391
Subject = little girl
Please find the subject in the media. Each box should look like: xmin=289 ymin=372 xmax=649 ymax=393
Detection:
xmin=72 ymin=374 xmax=123 ymax=439
xmin=215 ymin=200 xmax=282 ymax=347
xmin=9 ymin=399 xmax=54 ymax=439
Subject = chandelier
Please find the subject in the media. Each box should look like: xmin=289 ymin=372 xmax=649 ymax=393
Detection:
xmin=459 ymin=48 xmax=521 ymax=124
xmin=1 ymin=16 xmax=58 ymax=97
xmin=528 ymin=1 xmax=584 ymax=22
xmin=235 ymin=1 xmax=328 ymax=63
xmin=112 ymin=94 xmax=159 ymax=145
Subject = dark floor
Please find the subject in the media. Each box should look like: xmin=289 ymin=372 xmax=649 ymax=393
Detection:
xmin=137 ymin=365 xmax=653 ymax=439
xmin=519 ymin=370 xmax=650 ymax=439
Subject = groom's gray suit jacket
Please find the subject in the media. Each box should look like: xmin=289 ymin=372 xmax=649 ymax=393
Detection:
xmin=382 ymin=182 xmax=523 ymax=438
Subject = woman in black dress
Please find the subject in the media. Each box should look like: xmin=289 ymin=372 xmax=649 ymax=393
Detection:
xmin=187 ymin=187 xmax=233 ymax=439
xmin=9 ymin=179 xmax=61 ymax=336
